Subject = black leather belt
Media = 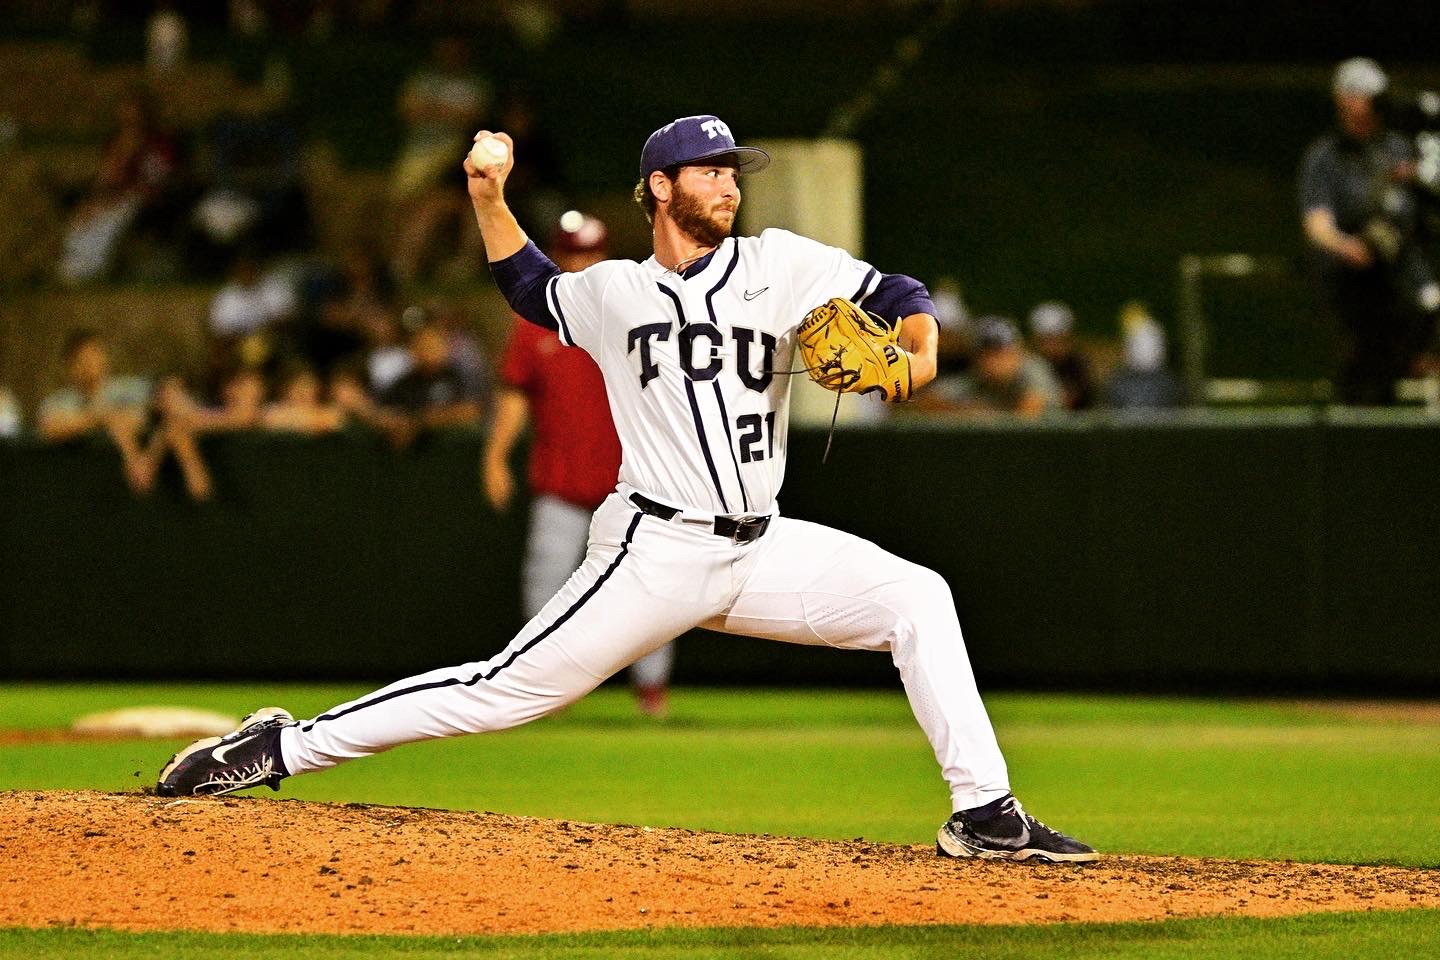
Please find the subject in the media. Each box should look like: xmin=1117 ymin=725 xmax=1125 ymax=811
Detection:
xmin=629 ymin=493 xmax=771 ymax=543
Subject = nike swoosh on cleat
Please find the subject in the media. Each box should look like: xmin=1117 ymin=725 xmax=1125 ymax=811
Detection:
xmin=211 ymin=733 xmax=258 ymax=765
xmin=743 ymin=287 xmax=769 ymax=300
xmin=976 ymin=821 xmax=1030 ymax=851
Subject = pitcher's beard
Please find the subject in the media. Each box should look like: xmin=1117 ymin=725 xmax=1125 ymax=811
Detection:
xmin=670 ymin=182 xmax=734 ymax=248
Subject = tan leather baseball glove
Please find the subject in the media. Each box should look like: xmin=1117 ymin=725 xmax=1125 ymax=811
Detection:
xmin=796 ymin=297 xmax=912 ymax=402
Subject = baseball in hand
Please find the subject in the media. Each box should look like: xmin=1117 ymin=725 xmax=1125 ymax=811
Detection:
xmin=470 ymin=136 xmax=508 ymax=169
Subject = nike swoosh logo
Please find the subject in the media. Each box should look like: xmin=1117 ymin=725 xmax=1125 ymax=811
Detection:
xmin=212 ymin=734 xmax=258 ymax=764
xmin=743 ymin=287 xmax=769 ymax=301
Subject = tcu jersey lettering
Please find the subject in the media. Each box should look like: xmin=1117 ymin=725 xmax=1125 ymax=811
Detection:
xmin=545 ymin=228 xmax=881 ymax=515
xmin=629 ymin=323 xmax=775 ymax=391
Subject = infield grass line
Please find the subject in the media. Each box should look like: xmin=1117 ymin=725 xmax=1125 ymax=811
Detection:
xmin=1 ymin=910 xmax=1438 ymax=959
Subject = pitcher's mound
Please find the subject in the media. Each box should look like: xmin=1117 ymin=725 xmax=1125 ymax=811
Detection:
xmin=1 ymin=790 xmax=1436 ymax=936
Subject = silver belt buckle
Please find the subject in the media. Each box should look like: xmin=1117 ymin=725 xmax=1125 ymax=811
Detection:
xmin=730 ymin=516 xmax=765 ymax=543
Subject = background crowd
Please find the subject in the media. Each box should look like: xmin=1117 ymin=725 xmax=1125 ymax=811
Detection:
xmin=1 ymin=1 xmax=1438 ymax=469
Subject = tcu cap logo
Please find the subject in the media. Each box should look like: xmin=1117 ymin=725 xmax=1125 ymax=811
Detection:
xmin=700 ymin=118 xmax=732 ymax=141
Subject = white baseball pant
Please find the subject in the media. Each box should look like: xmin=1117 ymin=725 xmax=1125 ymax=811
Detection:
xmin=280 ymin=488 xmax=1011 ymax=811
xmin=523 ymin=493 xmax=674 ymax=690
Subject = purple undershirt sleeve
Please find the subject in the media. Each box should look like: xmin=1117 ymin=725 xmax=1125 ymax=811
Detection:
xmin=861 ymin=273 xmax=936 ymax=328
xmin=488 ymin=241 xmax=561 ymax=331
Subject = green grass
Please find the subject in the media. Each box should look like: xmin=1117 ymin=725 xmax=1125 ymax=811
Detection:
xmin=2 ymin=911 xmax=1439 ymax=959
xmin=3 ymin=686 xmax=1439 ymax=957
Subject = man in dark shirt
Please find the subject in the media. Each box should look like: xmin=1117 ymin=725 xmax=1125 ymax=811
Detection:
xmin=379 ymin=320 xmax=484 ymax=435
xmin=1298 ymin=57 xmax=1438 ymax=404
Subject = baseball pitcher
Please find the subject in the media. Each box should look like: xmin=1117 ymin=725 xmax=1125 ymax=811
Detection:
xmin=158 ymin=115 xmax=1097 ymax=863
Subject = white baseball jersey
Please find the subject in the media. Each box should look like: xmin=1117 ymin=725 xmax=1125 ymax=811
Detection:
xmin=546 ymin=228 xmax=881 ymax=515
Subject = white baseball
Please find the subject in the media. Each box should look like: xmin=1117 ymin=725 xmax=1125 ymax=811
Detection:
xmin=470 ymin=136 xmax=508 ymax=169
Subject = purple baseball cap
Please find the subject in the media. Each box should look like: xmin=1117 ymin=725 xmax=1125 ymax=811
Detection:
xmin=639 ymin=115 xmax=770 ymax=179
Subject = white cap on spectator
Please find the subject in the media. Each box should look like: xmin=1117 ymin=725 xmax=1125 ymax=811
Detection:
xmin=1333 ymin=57 xmax=1387 ymax=98
xmin=931 ymin=280 xmax=969 ymax=332
xmin=1124 ymin=318 xmax=1167 ymax=373
xmin=1028 ymin=301 xmax=1075 ymax=337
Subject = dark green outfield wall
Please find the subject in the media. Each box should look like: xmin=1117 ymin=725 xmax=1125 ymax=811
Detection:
xmin=0 ymin=431 xmax=526 ymax=681
xmin=795 ymin=413 xmax=1440 ymax=693
xmin=2 ymin=413 xmax=1438 ymax=692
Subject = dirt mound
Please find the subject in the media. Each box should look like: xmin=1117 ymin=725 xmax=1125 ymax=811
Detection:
xmin=1 ymin=790 xmax=1437 ymax=936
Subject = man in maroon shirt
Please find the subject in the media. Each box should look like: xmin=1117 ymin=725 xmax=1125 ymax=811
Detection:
xmin=482 ymin=211 xmax=674 ymax=716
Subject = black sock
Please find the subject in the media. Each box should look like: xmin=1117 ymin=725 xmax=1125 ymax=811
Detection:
xmin=269 ymin=728 xmax=291 ymax=777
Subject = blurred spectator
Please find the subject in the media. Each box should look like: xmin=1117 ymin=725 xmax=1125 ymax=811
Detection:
xmin=392 ymin=36 xmax=492 ymax=196
xmin=328 ymin=361 xmax=379 ymax=425
xmin=145 ymin=2 xmax=188 ymax=78
xmin=930 ymin=276 xmax=973 ymax=377
xmin=928 ymin=316 xmax=1060 ymax=417
xmin=1299 ymin=56 xmax=1439 ymax=405
xmin=501 ymin=1 xmax=561 ymax=48
xmin=149 ymin=374 xmax=215 ymax=501
xmin=409 ymin=298 xmax=491 ymax=401
xmin=491 ymin=88 xmax=566 ymax=239
xmin=37 ymin=338 xmax=217 ymax=502
xmin=931 ymin=276 xmax=970 ymax=329
xmin=482 ymin=211 xmax=671 ymax=717
xmin=1027 ymin=301 xmax=1096 ymax=411
xmin=0 ymin=387 xmax=21 ymax=438
xmin=58 ymin=87 xmax=186 ymax=286
xmin=37 ymin=328 xmax=155 ymax=493
xmin=326 ymin=359 xmax=420 ymax=442
xmin=361 ymin=308 xmax=413 ymax=395
xmin=203 ymin=251 xmax=298 ymax=397
xmin=1414 ymin=343 xmax=1440 ymax=382
xmin=298 ymin=244 xmax=397 ymax=375
xmin=209 ymin=250 xmax=298 ymax=341
xmin=388 ymin=35 xmax=492 ymax=283
xmin=261 ymin=363 xmax=345 ymax=434
xmin=188 ymin=365 xmax=266 ymax=433
xmin=1105 ymin=303 xmax=1183 ymax=410
xmin=908 ymin=277 xmax=973 ymax=415
xmin=228 ymin=0 xmax=269 ymax=40
xmin=189 ymin=75 xmax=310 ymax=275
xmin=379 ymin=320 xmax=485 ymax=430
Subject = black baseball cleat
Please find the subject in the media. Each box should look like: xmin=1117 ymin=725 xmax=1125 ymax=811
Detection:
xmin=156 ymin=707 xmax=293 ymax=798
xmin=937 ymin=794 xmax=1099 ymax=863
